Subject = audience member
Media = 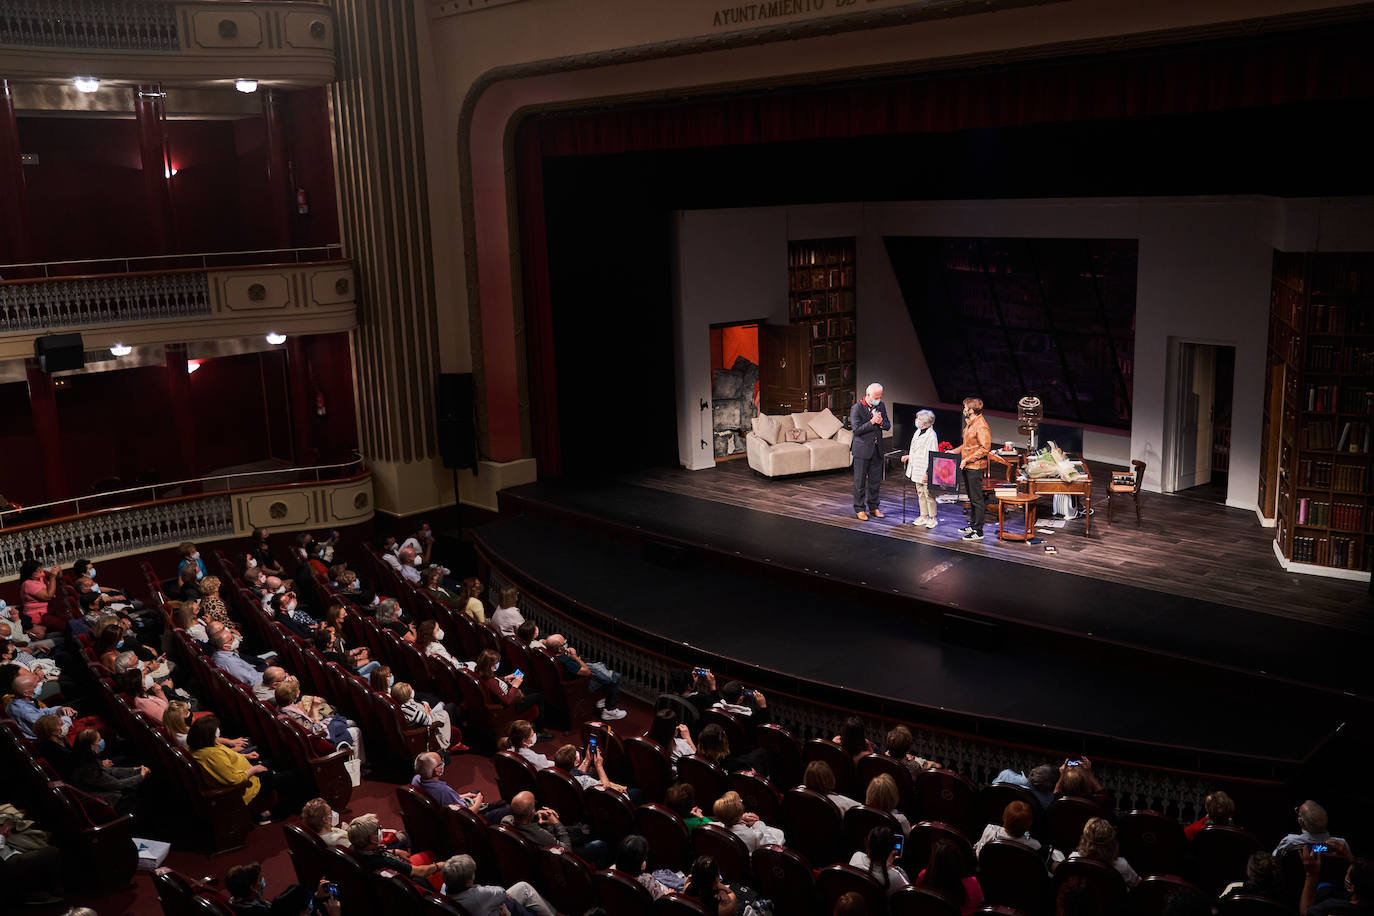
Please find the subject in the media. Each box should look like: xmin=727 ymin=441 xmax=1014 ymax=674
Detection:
xmin=225 ymin=861 xmax=304 ymax=915
xmin=177 ymin=543 xmax=207 ymax=581
xmin=545 ymin=633 xmax=626 ymax=721
xmin=491 ymin=586 xmax=524 ymax=635
xmin=992 ymin=762 xmax=1060 ymax=811
xmin=0 ymin=804 xmax=66 ymax=906
xmin=396 ymin=547 xmax=423 ymax=584
xmin=187 ymin=715 xmax=274 ymax=824
xmin=1221 ymin=850 xmax=1285 ymax=900
xmin=4 ymin=672 xmax=75 ymax=738
xmin=803 ymin=760 xmax=859 ymax=814
xmin=347 ymin=813 xmax=438 ymax=884
xmin=253 ymin=667 xmax=289 ymax=705
xmin=833 ymin=716 xmax=875 ymax=761
xmin=865 ymin=773 xmax=911 ymax=837
xmin=1054 ymin=757 xmax=1111 ymax=810
xmin=696 ymin=723 xmax=768 ymax=776
xmin=1067 ymin=817 xmax=1139 ymax=888
xmin=916 ymin=838 xmax=984 ymax=914
xmin=502 ymin=720 xmax=555 ymax=768
xmin=440 ymin=852 xmax=553 ymax=916
xmin=416 ymin=620 xmax=459 ymax=664
xmin=649 ymin=708 xmax=695 ymax=760
xmin=832 ymin=892 xmax=868 ymax=916
xmin=1300 ymin=849 xmax=1371 ymax=916
xmin=684 ymin=855 xmax=736 ymax=915
xmin=300 ymin=797 xmax=350 ymax=848
xmin=615 ymin=834 xmax=684 ymax=899
xmin=665 ymin=782 xmax=714 ymax=830
xmin=502 ymin=790 xmax=608 ymax=867
xmin=118 ymin=669 xmax=169 ymax=721
xmin=474 ymin=649 xmax=543 ymax=728
xmin=210 ymin=629 xmax=263 ymax=687
xmin=974 ymin=800 xmax=1063 ymax=868
xmin=392 ymin=681 xmax=456 ymax=750
xmin=553 ymin=744 xmax=631 ymax=795
xmin=457 ymin=578 xmax=487 ymax=624
xmin=1184 ymin=790 xmax=1236 ymax=840
xmin=247 ymin=528 xmax=285 ymax=576
xmin=712 ymin=790 xmax=784 ymax=851
xmin=1276 ymin=800 xmax=1351 ymax=857
xmin=849 ymin=826 xmax=911 ymax=897
xmin=17 ymin=560 xmax=63 ymax=631
xmin=375 ymin=599 xmax=412 ymax=638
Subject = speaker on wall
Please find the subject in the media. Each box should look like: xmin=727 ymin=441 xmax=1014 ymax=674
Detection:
xmin=436 ymin=372 xmax=476 ymax=470
xmin=35 ymin=333 xmax=85 ymax=373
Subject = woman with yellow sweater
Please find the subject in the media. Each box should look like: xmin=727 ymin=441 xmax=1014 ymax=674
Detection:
xmin=188 ymin=714 xmax=276 ymax=824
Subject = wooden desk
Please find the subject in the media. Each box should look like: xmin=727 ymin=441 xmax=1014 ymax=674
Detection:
xmin=1023 ymin=469 xmax=1094 ymax=536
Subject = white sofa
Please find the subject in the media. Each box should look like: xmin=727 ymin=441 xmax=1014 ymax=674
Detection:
xmin=745 ymin=408 xmax=853 ymax=477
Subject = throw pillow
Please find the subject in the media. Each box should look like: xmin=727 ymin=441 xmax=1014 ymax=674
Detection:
xmin=790 ymin=412 xmax=815 ymax=438
xmin=807 ymin=407 xmax=843 ymax=440
xmin=755 ymin=414 xmax=781 ymax=446
xmin=783 ymin=426 xmax=808 ymax=443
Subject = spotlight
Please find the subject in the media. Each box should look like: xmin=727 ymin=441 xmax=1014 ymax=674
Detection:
xmin=186 ymin=359 xmax=202 ymax=374
xmin=235 ymin=79 xmax=258 ymax=93
xmin=265 ymin=332 xmax=286 ymax=345
xmin=73 ymin=77 xmax=101 ymax=93
xmin=109 ymin=343 xmax=132 ymax=357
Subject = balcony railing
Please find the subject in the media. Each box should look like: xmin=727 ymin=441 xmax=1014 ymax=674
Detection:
xmin=0 ymin=246 xmax=355 ymax=356
xmin=0 ymin=454 xmax=373 ymax=580
xmin=0 ymin=0 xmax=179 ymax=51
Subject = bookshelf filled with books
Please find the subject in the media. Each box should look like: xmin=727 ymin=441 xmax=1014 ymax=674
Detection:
xmin=1264 ymin=251 xmax=1374 ymax=578
xmin=788 ymin=238 xmax=856 ymax=417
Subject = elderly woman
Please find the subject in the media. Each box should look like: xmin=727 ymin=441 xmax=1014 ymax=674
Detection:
xmin=162 ymin=700 xmax=251 ymax=752
xmin=300 ymin=797 xmax=351 ymax=847
xmin=712 ymin=790 xmax=785 ymax=851
xmin=390 ymin=680 xmax=455 ymax=750
xmin=277 ymin=677 xmax=366 ymax=763
xmin=901 ymin=408 xmax=940 ymax=528
xmin=68 ymin=727 xmax=148 ymax=813
xmin=177 ymin=542 xmax=207 ymax=580
xmin=1067 ymin=817 xmax=1139 ymax=888
xmin=187 ymin=714 xmax=275 ymax=824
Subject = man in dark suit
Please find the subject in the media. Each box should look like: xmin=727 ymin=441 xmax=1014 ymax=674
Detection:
xmin=849 ymin=382 xmax=891 ymax=520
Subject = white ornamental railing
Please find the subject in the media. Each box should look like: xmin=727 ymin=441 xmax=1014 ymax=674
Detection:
xmin=0 ymin=0 xmax=179 ymax=51
xmin=0 ymin=270 xmax=211 ymax=333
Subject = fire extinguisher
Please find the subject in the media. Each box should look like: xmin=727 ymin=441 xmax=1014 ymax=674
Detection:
xmin=296 ymin=187 xmax=309 ymax=215
xmin=315 ymin=388 xmax=327 ymax=417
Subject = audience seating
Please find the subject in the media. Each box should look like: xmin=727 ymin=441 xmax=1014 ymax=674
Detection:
xmin=751 ymin=844 xmax=818 ymax=916
xmin=493 ymin=749 xmax=540 ymax=803
xmin=634 ymin=803 xmax=693 ymax=871
xmin=537 ymin=765 xmax=589 ymax=824
xmin=755 ymin=724 xmax=803 ymax=791
xmin=857 ymin=751 xmax=918 ymax=818
xmin=976 ymin=838 xmax=1051 ymax=916
xmin=595 ymin=867 xmax=657 ymax=915
xmin=537 ymin=845 xmax=599 ymax=915
xmin=525 ymin=643 xmax=596 ymax=731
xmin=657 ymin=894 xmax=708 ymax=914
xmin=1131 ymin=875 xmax=1206 ymax=916
xmin=1189 ymin=825 xmax=1263 ymax=895
xmin=700 ymin=707 xmax=748 ymax=754
xmin=817 ymin=863 xmax=886 ymax=911
xmin=283 ymin=821 xmax=330 ymax=888
xmin=978 ymin=782 xmax=1044 ymax=842
xmin=804 ymin=737 xmax=859 ymax=797
xmin=890 ymin=887 xmax=962 ymax=916
xmin=1051 ymin=856 xmax=1128 ymax=913
xmin=1278 ymin=846 xmax=1349 ymax=907
xmin=489 ymin=823 xmax=540 ymax=889
xmin=676 ymin=754 xmax=730 ymax=808
xmin=692 ymin=822 xmax=752 ymax=884
xmin=396 ymin=785 xmax=462 ymax=860
xmin=585 ymin=784 xmax=638 ymax=845
xmin=905 ymin=821 xmax=976 ymax=876
xmin=842 ymin=803 xmax=904 ymax=855
xmin=917 ymin=768 xmax=979 ymax=834
xmin=1044 ymin=795 xmax=1104 ymax=857
xmin=730 ymin=771 xmax=782 ymax=827
xmin=782 ymin=786 xmax=845 ymax=867
xmin=1117 ymin=809 xmax=1185 ymax=877
xmin=1215 ymin=894 xmax=1291 ymax=915
xmin=625 ymin=736 xmax=675 ymax=803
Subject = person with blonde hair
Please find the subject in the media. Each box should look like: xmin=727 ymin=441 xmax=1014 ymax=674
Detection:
xmin=901 ymin=408 xmax=940 ymax=528
xmin=712 ymin=790 xmax=784 ymax=851
xmin=391 ymin=680 xmax=455 ymax=749
xmin=1184 ymin=790 xmax=1236 ymax=840
xmin=865 ymin=773 xmax=911 ymax=836
xmin=300 ymin=797 xmax=349 ymax=847
xmin=1068 ymin=817 xmax=1139 ymax=888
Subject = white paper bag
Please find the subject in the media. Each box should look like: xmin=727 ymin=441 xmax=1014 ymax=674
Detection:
xmin=134 ymin=837 xmax=172 ymax=870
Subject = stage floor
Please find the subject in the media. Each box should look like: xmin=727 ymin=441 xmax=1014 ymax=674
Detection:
xmin=629 ymin=459 xmax=1372 ymax=632
xmin=484 ymin=477 xmax=1370 ymax=766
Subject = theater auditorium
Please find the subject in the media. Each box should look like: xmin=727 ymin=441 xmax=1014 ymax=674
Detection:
xmin=1 ymin=1 xmax=1373 ymax=914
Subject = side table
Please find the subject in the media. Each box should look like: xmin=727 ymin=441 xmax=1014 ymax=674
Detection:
xmin=995 ymin=492 xmax=1039 ymax=542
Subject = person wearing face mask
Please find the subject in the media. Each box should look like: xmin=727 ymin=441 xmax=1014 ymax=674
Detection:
xmin=247 ymin=528 xmax=284 ymax=577
xmin=347 ymin=813 xmax=441 ymax=885
xmin=30 ymin=714 xmax=74 ymax=777
xmin=300 ymin=797 xmax=350 ymax=847
xmin=188 ymin=715 xmax=275 ymax=824
xmin=69 ymin=727 xmax=148 ymax=813
xmin=952 ymin=396 xmax=993 ymax=541
xmin=253 ymin=666 xmax=289 ymax=704
xmin=225 ymin=861 xmax=311 ymax=915
xmin=177 ymin=542 xmax=207 ymax=580
xmin=210 ymin=629 xmax=265 ymax=687
xmin=118 ymin=668 xmax=169 ymax=721
xmin=849 ymin=382 xmax=892 ymax=521
xmin=402 ymin=522 xmax=435 ymax=564
xmin=0 ymin=635 xmax=60 ymax=701
xmin=397 ymin=546 xmax=424 ymax=583
xmin=414 ymin=620 xmax=458 ymax=664
xmin=391 ymin=682 xmax=459 ymax=751
xmin=410 ymin=752 xmax=494 ymax=814
xmin=3 ymin=672 xmax=76 ymax=739
xmin=275 ymin=590 xmax=321 ymax=640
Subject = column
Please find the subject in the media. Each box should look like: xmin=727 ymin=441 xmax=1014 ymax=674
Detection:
xmin=286 ymin=335 xmax=317 ymax=465
xmin=0 ymin=79 xmax=32 ymax=265
xmin=134 ymin=84 xmax=177 ymax=254
xmin=25 ymin=360 xmax=67 ymax=500
xmin=165 ymin=344 xmax=196 ymax=478
xmin=262 ymin=89 xmax=294 ymax=251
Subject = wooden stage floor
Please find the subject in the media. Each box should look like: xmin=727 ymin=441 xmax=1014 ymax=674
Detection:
xmin=628 ymin=458 xmax=1372 ymax=633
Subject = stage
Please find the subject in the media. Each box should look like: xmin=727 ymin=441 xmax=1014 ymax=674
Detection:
xmin=476 ymin=463 xmax=1373 ymax=776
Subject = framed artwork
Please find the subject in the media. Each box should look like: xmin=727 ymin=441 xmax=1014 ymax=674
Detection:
xmin=814 ymin=372 xmax=827 ymax=387
xmin=927 ymin=451 xmax=961 ymax=491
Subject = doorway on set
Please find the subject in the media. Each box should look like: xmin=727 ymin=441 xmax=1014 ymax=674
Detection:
xmin=1170 ymin=341 xmax=1235 ymax=503
xmin=708 ymin=321 xmax=761 ymax=461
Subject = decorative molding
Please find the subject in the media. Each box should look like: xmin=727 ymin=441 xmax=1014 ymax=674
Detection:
xmin=0 ymin=259 xmax=356 ymax=360
xmin=0 ymin=472 xmax=373 ymax=581
xmin=0 ymin=1 xmax=336 ymax=86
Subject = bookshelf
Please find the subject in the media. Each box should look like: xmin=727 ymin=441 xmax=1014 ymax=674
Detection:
xmin=1263 ymin=251 xmax=1374 ymax=579
xmin=788 ymin=238 xmax=856 ymax=417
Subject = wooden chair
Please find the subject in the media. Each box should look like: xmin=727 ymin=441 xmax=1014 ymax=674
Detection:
xmin=977 ymin=838 xmax=1051 ymax=916
xmin=1107 ymin=459 xmax=1145 ymax=525
xmin=751 ymin=845 xmax=818 ymax=916
xmin=1117 ymin=809 xmax=1184 ymax=878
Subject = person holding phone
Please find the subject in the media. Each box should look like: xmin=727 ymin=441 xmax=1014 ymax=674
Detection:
xmin=544 ymin=634 xmax=626 ymax=721
xmin=1276 ymin=801 xmax=1353 ymax=858
xmin=850 ymin=826 xmax=911 ymax=897
xmin=1052 ymin=756 xmax=1111 ymax=810
xmin=553 ymin=744 xmax=633 ymax=798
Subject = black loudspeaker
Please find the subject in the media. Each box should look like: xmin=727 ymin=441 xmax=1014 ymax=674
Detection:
xmin=436 ymin=372 xmax=476 ymax=470
xmin=35 ymin=333 xmax=85 ymax=373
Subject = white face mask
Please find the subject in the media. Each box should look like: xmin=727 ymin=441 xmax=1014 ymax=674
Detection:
xmin=229 ymin=636 xmax=242 ymax=652
xmin=91 ymin=584 xmax=101 ymax=593
xmin=412 ymin=557 xmax=422 ymax=567
xmin=59 ymin=721 xmax=70 ymax=737
xmin=329 ymin=810 xmax=340 ymax=827
xmin=191 ymin=552 xmax=200 ymax=560
xmin=275 ymin=585 xmax=286 ymax=595
xmin=247 ymin=558 xmax=257 ymax=568
xmin=285 ymin=600 xmax=297 ymax=613
xmin=88 ymin=568 xmax=97 ymax=578
xmin=434 ymin=628 xmax=445 ymax=641
xmin=376 ymin=829 xmax=384 ymax=844
xmin=215 ymin=729 xmax=222 ymax=740
xmin=143 ymin=675 xmax=155 ymax=690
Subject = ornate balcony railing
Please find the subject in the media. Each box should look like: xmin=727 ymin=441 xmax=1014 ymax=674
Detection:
xmin=0 ymin=0 xmax=180 ymax=51
xmin=0 ymin=246 xmax=355 ymax=359
xmin=0 ymin=1 xmax=335 ymax=85
xmin=0 ymin=456 xmax=372 ymax=580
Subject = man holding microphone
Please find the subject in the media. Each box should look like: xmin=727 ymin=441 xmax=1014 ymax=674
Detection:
xmin=849 ymin=382 xmax=891 ymax=520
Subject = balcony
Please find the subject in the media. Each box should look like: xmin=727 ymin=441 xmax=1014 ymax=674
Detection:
xmin=0 ymin=1 xmax=335 ymax=86
xmin=0 ymin=246 xmax=356 ymax=359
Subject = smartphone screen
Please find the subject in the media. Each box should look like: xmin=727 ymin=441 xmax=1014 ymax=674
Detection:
xmin=511 ymin=669 xmax=523 ymax=679
xmin=1311 ymin=843 xmax=1329 ymax=854
xmin=1066 ymin=760 xmax=1082 ymax=767
xmin=588 ymin=735 xmax=598 ymax=752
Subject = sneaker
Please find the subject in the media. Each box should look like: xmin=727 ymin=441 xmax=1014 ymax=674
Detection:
xmin=595 ymin=698 xmax=606 ymax=709
xmin=600 ymin=707 xmax=627 ymax=721
xmin=912 ymin=517 xmax=927 ymax=526
xmin=962 ymin=531 xmax=984 ymax=541
xmin=924 ymin=518 xmax=938 ymax=529
xmin=958 ymin=526 xmax=974 ymax=535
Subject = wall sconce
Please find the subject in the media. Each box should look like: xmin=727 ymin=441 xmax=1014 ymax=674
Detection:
xmin=265 ymin=332 xmax=287 ymax=345
xmin=235 ymin=79 xmax=258 ymax=93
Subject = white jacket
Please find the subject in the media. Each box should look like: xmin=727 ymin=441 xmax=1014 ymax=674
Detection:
xmin=905 ymin=426 xmax=938 ymax=484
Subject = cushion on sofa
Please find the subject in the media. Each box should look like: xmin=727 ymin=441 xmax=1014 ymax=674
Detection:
xmin=807 ymin=407 xmax=843 ymax=440
xmin=762 ymin=442 xmax=812 ymax=476
xmin=783 ymin=426 xmax=808 ymax=443
xmin=790 ymin=412 xmax=815 ymax=438
xmin=804 ymin=437 xmax=852 ymax=470
xmin=753 ymin=414 xmax=782 ymax=446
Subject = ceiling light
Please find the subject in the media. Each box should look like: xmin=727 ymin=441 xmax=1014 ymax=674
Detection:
xmin=73 ymin=77 xmax=100 ymax=93
xmin=109 ymin=343 xmax=132 ymax=357
xmin=163 ymin=166 xmax=177 ymax=179
xmin=265 ymin=332 xmax=286 ymax=345
xmin=235 ymin=79 xmax=259 ymax=93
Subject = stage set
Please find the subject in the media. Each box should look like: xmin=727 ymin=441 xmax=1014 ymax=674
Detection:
xmin=476 ymin=459 xmax=1373 ymax=785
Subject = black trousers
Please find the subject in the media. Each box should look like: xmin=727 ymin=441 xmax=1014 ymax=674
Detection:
xmin=852 ymin=454 xmax=883 ymax=512
xmin=963 ymin=468 xmax=987 ymax=533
